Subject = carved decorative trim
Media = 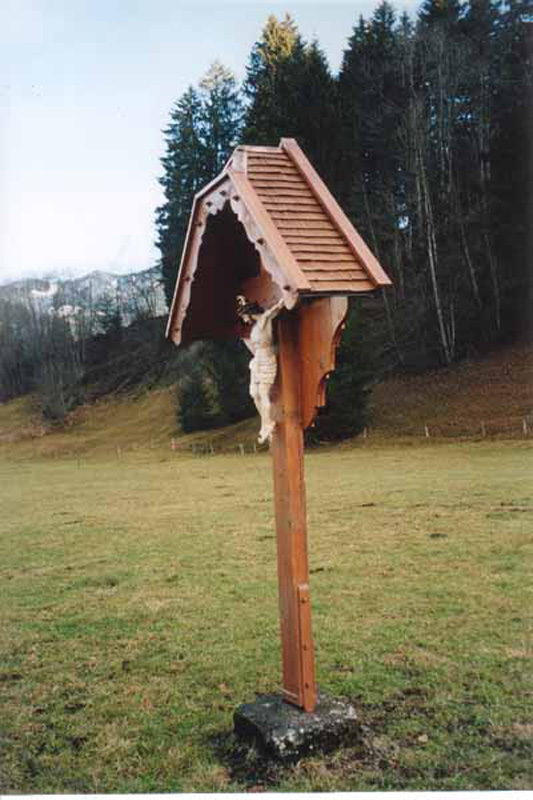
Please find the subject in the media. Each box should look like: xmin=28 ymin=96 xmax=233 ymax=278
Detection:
xmin=169 ymin=173 xmax=303 ymax=343
xmin=229 ymin=193 xmax=298 ymax=310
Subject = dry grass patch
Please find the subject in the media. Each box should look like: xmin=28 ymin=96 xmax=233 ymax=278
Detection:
xmin=369 ymin=342 xmax=533 ymax=438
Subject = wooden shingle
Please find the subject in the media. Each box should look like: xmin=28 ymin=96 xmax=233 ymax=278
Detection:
xmin=242 ymin=140 xmax=389 ymax=294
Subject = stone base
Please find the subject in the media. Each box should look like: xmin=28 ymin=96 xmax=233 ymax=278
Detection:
xmin=233 ymin=691 xmax=359 ymax=762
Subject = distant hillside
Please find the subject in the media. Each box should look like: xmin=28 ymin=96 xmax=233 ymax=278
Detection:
xmin=368 ymin=342 xmax=533 ymax=439
xmin=0 ymin=341 xmax=530 ymax=459
xmin=0 ymin=267 xmax=167 ymax=329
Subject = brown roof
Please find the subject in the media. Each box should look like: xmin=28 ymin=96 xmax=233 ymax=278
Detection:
xmin=166 ymin=138 xmax=390 ymax=344
xmin=239 ymin=140 xmax=390 ymax=293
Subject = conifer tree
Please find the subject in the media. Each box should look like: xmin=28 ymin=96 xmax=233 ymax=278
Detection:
xmin=203 ymin=341 xmax=255 ymax=425
xmin=156 ymin=87 xmax=205 ymax=307
xmin=339 ymin=3 xmax=408 ymax=241
xmin=243 ymin=15 xmax=339 ymax=183
xmin=156 ymin=65 xmax=242 ymax=306
xmin=177 ymin=363 xmax=216 ymax=433
xmin=243 ymin=14 xmax=304 ymax=145
xmin=418 ymin=0 xmax=464 ymax=28
xmin=199 ymin=61 xmax=243 ymax=179
xmin=339 ymin=3 xmax=415 ymax=364
xmin=490 ymin=0 xmax=532 ymax=334
xmin=293 ymin=40 xmax=340 ymax=188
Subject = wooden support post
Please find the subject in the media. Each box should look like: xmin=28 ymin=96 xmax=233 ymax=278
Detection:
xmin=271 ymin=312 xmax=316 ymax=713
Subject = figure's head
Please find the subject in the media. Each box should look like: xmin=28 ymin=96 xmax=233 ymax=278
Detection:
xmin=236 ymin=295 xmax=263 ymax=324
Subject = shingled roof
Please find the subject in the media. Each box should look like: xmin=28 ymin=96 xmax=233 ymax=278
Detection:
xmin=235 ymin=139 xmax=391 ymax=293
xmin=166 ymin=138 xmax=390 ymax=344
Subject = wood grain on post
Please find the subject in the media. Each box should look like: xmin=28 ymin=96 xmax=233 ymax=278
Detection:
xmin=271 ymin=311 xmax=316 ymax=712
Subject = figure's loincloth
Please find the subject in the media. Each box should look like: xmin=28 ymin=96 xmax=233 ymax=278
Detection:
xmin=250 ymin=349 xmax=277 ymax=383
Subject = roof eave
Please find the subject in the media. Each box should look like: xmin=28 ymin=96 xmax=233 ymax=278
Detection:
xmin=165 ymin=193 xmax=201 ymax=342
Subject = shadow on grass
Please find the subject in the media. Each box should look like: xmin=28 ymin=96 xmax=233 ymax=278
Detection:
xmin=208 ymin=730 xmax=288 ymax=790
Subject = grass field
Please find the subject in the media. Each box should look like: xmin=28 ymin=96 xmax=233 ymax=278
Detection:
xmin=1 ymin=440 xmax=532 ymax=792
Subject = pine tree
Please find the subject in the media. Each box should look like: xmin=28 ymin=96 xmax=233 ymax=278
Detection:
xmin=156 ymin=65 xmax=242 ymax=306
xmin=456 ymin=0 xmax=503 ymax=330
xmin=292 ymin=40 xmax=340 ymax=188
xmin=418 ymin=0 xmax=465 ymax=28
xmin=243 ymin=14 xmax=304 ymax=145
xmin=203 ymin=341 xmax=254 ymax=426
xmin=244 ymin=15 xmax=340 ymax=185
xmin=339 ymin=3 xmax=409 ymax=238
xmin=199 ymin=61 xmax=243 ymax=179
xmin=491 ymin=0 xmax=533 ymax=335
xmin=156 ymin=87 xmax=205 ymax=307
xmin=339 ymin=4 xmax=416 ymax=365
xmin=337 ymin=16 xmax=367 ymax=210
xmin=96 ymin=290 xmax=122 ymax=339
xmin=177 ymin=363 xmax=217 ymax=433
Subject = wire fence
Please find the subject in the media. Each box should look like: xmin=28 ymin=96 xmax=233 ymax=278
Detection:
xmin=38 ymin=416 xmax=531 ymax=461
xmin=170 ymin=414 xmax=532 ymax=457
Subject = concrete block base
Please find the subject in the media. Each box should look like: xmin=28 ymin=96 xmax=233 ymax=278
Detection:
xmin=233 ymin=691 xmax=359 ymax=762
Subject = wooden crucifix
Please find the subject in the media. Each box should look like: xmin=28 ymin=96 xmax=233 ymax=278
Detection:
xmin=166 ymin=138 xmax=391 ymax=713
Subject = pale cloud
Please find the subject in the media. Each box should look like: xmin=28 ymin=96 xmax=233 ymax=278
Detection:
xmin=1 ymin=0 xmax=66 ymax=47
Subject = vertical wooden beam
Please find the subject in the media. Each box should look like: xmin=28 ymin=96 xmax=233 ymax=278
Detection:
xmin=271 ymin=312 xmax=317 ymax=712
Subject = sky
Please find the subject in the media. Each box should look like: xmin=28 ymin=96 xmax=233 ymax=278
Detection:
xmin=1 ymin=0 xmax=418 ymax=285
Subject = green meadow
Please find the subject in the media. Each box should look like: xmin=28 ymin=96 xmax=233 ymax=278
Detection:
xmin=1 ymin=440 xmax=531 ymax=792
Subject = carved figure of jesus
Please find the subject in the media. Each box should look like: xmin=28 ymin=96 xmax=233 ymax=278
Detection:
xmin=238 ymin=297 xmax=286 ymax=444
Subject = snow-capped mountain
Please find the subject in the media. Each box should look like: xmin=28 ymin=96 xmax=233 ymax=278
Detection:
xmin=0 ymin=267 xmax=167 ymax=328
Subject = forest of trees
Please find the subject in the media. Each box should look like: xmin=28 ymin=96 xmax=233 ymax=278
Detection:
xmin=154 ymin=0 xmax=531 ymax=435
xmin=1 ymin=0 xmax=531 ymax=437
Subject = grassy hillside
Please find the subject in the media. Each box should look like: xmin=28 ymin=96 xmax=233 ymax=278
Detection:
xmin=368 ymin=342 xmax=532 ymax=439
xmin=0 ymin=388 xmax=260 ymax=460
xmin=0 ymin=341 xmax=531 ymax=459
